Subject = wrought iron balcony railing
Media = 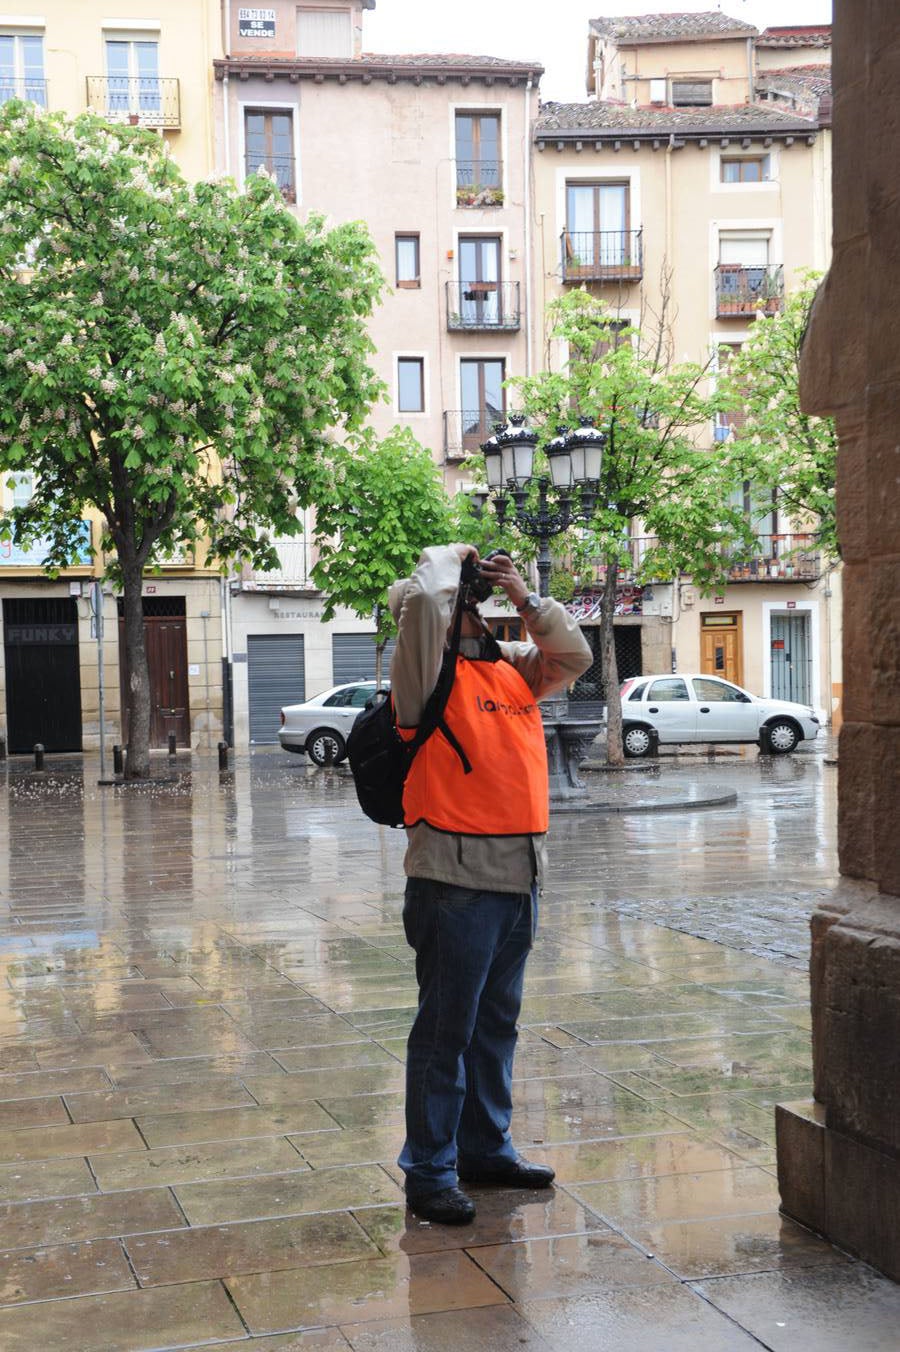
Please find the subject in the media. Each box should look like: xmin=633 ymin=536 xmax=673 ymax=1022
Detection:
xmin=0 ymin=77 xmax=47 ymax=107
xmin=587 ymin=531 xmax=820 ymax=584
xmin=715 ymin=263 xmax=784 ymax=316
xmin=245 ymin=153 xmax=296 ymax=203
xmin=561 ymin=229 xmax=643 ymax=282
xmin=724 ymin=532 xmax=820 ymax=581
xmin=86 ymin=76 xmax=181 ymax=130
xmin=446 ymin=281 xmax=520 ymax=331
xmin=455 ymin=159 xmax=503 ymax=206
xmin=442 ymin=408 xmax=506 ymax=461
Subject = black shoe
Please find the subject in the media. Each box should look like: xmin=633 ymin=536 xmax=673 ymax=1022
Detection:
xmin=406 ymin=1186 xmax=476 ymax=1225
xmin=458 ymin=1157 xmax=556 ymax=1189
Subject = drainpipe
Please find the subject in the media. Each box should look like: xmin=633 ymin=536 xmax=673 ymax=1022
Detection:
xmin=222 ymin=0 xmax=232 ymax=176
xmin=665 ymin=132 xmax=674 ymax=267
xmin=746 ymin=36 xmax=753 ymax=101
xmin=523 ymin=75 xmax=534 ymax=376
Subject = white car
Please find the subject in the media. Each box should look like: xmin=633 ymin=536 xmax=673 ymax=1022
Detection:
xmin=279 ymin=681 xmax=389 ymax=766
xmin=618 ymin=673 xmax=820 ymax=757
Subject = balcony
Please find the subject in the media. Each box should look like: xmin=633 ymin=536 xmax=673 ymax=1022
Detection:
xmin=561 ymin=229 xmax=643 ymax=283
xmin=455 ymin=160 xmax=503 ymax=207
xmin=446 ymin=281 xmax=520 ymax=332
xmin=715 ymin=264 xmax=784 ymax=317
xmin=443 ymin=409 xmax=505 ymax=462
xmin=724 ymin=532 xmax=820 ymax=582
xmin=85 ymin=76 xmax=181 ymax=130
xmin=240 ymin=538 xmax=316 ymax=591
xmin=0 ymin=76 xmax=47 ymax=108
xmin=245 ymin=153 xmax=296 ymax=203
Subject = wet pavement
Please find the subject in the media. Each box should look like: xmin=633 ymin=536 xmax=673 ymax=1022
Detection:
xmin=0 ymin=744 xmax=895 ymax=1350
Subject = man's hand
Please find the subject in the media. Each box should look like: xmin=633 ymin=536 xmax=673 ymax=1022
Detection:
xmin=477 ymin=553 xmax=529 ymax=610
xmin=452 ymin=543 xmax=479 ymax=565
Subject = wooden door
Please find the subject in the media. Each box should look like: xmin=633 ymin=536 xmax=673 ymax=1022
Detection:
xmin=700 ymin=613 xmax=743 ymax=686
xmin=119 ymin=605 xmax=190 ymax=747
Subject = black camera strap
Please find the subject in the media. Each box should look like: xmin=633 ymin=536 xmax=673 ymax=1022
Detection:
xmin=405 ymin=582 xmax=472 ymax=775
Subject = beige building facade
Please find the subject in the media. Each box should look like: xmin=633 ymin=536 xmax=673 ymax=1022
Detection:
xmin=0 ymin=1 xmax=226 ymax=755
xmin=533 ymin=13 xmax=837 ymax=722
xmin=213 ymin=0 xmax=543 ymax=744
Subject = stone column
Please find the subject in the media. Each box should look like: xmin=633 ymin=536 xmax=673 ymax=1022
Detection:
xmin=775 ymin=0 xmax=900 ymax=1280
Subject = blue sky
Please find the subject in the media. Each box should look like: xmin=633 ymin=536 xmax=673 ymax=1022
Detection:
xmin=365 ymin=2 xmax=833 ymax=103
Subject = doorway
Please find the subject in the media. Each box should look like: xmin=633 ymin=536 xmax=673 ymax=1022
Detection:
xmin=770 ymin=611 xmax=813 ymax=705
xmin=2 ymin=597 xmax=83 ymax=753
xmin=118 ymin=597 xmax=190 ymax=747
xmin=700 ymin=612 xmax=743 ymax=686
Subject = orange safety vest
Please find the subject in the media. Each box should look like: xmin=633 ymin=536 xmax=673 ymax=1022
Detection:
xmin=400 ymin=656 xmax=549 ymax=836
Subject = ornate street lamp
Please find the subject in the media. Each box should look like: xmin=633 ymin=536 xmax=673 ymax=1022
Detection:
xmin=478 ymin=414 xmax=606 ymax=597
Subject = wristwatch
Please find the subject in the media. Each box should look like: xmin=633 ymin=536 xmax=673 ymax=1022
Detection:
xmin=515 ymin=592 xmax=541 ymax=617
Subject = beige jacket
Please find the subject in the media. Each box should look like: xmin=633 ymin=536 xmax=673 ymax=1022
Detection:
xmin=388 ymin=546 xmax=593 ymax=893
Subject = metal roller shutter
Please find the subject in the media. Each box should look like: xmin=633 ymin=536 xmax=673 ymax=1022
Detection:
xmin=247 ymin=634 xmax=305 ymax=744
xmin=332 ymin=633 xmax=396 ymax=686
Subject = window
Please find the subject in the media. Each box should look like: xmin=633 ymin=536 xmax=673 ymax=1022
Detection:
xmin=592 ymin=318 xmax=630 ymax=361
xmin=395 ymin=234 xmax=420 ymax=288
xmin=565 ymin=182 xmax=632 ymax=271
xmin=692 ymin=677 xmax=746 ymax=703
xmin=671 ymin=79 xmax=712 ymax=107
xmin=460 ymin=358 xmax=505 ymax=450
xmin=458 ymin=236 xmax=501 ymax=323
xmin=245 ymin=109 xmax=296 ymax=202
xmin=397 ymin=357 xmax=425 ymax=413
xmin=721 ymin=156 xmax=769 ymax=184
xmin=648 ymin=677 xmax=689 ymax=702
xmin=9 ymin=472 xmax=33 ymax=508
xmin=455 ymin=112 xmax=502 ymax=204
xmin=719 ymin=232 xmax=770 ymax=267
xmin=715 ymin=341 xmax=746 ymax=438
xmin=628 ymin=680 xmax=649 ymax=701
xmin=0 ymin=33 xmax=45 ymax=106
xmin=296 ymin=8 xmax=352 ymax=58
xmin=105 ymin=38 xmax=160 ymax=117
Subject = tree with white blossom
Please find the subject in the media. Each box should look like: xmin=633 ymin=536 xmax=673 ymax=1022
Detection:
xmin=0 ymin=102 xmax=383 ymax=776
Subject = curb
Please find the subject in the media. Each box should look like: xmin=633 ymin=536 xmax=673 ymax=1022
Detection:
xmin=550 ymin=790 xmax=738 ymax=815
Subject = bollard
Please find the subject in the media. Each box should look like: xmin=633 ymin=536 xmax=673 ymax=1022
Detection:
xmin=168 ymin=732 xmax=177 ymax=756
xmin=0 ymin=734 xmax=6 ymax=761
xmin=217 ymin=741 xmax=229 ymax=771
xmin=33 ymin=743 xmax=44 ymax=772
xmin=112 ymin=744 xmax=124 ymax=776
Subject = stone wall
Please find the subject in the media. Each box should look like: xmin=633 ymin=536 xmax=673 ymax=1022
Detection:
xmin=775 ymin=0 xmax=900 ymax=1281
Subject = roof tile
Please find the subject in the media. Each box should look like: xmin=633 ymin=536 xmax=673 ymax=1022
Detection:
xmin=589 ymin=11 xmax=757 ymax=43
xmin=535 ymin=99 xmax=819 ymax=138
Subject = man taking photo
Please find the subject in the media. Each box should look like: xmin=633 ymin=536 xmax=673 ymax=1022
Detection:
xmin=388 ymin=543 xmax=592 ymax=1224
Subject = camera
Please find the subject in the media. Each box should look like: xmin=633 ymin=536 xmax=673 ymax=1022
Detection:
xmin=460 ymin=549 xmax=512 ymax=604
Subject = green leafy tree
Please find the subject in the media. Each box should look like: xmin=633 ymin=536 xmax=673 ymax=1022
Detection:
xmin=0 ymin=102 xmax=383 ymax=776
xmin=724 ymin=273 xmax=839 ymax=558
xmin=310 ymin=427 xmax=455 ymax=687
xmin=512 ymin=288 xmax=754 ymax=764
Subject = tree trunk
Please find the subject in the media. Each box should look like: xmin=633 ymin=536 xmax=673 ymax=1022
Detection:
xmin=600 ymin=557 xmax=624 ymax=766
xmin=121 ymin=560 xmax=152 ymax=779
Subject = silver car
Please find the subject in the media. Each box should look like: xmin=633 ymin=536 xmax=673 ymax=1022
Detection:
xmin=278 ymin=681 xmax=389 ymax=766
xmin=618 ymin=673 xmax=820 ymax=757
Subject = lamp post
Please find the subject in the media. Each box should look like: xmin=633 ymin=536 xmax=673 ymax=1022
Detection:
xmin=479 ymin=414 xmax=606 ymax=596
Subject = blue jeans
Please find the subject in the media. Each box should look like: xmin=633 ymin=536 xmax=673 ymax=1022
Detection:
xmin=398 ymin=877 xmax=537 ymax=1200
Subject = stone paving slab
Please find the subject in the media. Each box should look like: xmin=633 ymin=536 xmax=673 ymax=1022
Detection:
xmin=0 ymin=749 xmax=891 ymax=1350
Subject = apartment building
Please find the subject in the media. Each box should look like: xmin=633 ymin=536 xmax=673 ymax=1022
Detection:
xmin=533 ymin=13 xmax=838 ymax=723
xmin=0 ymin=2 xmax=225 ymax=755
xmin=213 ymin=0 xmax=542 ymax=744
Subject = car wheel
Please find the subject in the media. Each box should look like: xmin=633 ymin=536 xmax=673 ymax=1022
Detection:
xmin=764 ymin=719 xmax=800 ymax=754
xmin=623 ymin=724 xmax=654 ymax=758
xmin=306 ymin=729 xmax=346 ymax=767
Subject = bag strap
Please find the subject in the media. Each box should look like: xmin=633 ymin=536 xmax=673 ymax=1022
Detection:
xmin=403 ymin=581 xmax=472 ymax=773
